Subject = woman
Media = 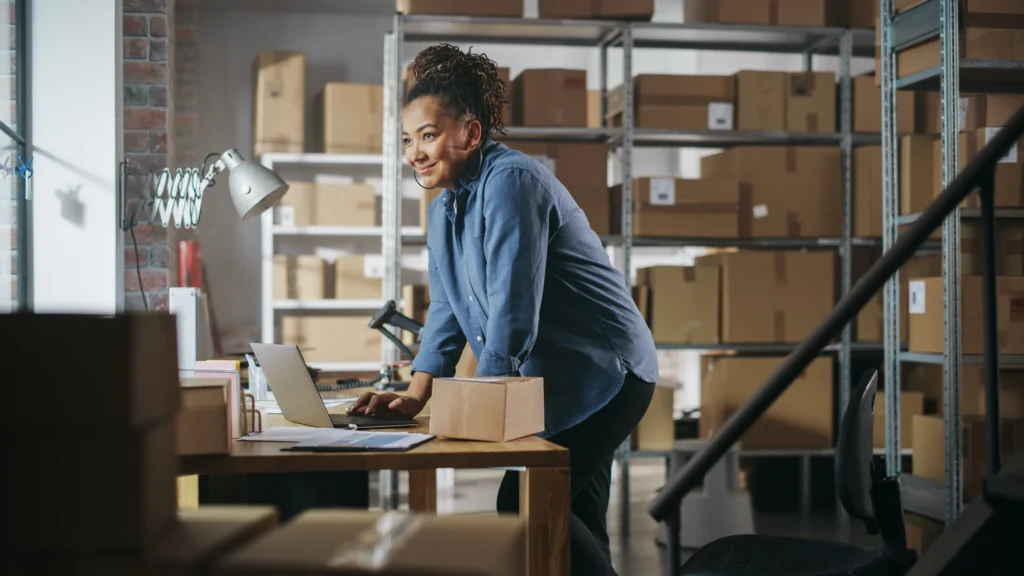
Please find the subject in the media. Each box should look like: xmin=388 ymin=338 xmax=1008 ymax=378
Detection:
xmin=349 ymin=44 xmax=658 ymax=575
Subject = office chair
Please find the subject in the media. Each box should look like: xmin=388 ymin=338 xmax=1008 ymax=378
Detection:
xmin=677 ymin=369 xmax=918 ymax=576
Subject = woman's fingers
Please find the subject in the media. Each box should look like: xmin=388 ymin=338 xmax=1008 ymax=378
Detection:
xmin=347 ymin=391 xmax=375 ymax=414
xmin=364 ymin=394 xmax=384 ymax=415
xmin=389 ymin=397 xmax=403 ymax=410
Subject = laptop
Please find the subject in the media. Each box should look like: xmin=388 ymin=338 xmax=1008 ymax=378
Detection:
xmin=249 ymin=343 xmax=417 ymax=430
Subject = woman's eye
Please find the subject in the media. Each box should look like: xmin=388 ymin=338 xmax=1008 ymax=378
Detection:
xmin=402 ymin=137 xmax=412 ymax=146
xmin=423 ymin=133 xmax=436 ymax=141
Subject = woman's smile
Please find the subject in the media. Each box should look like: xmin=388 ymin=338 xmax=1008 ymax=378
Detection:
xmin=416 ymin=161 xmax=437 ymax=175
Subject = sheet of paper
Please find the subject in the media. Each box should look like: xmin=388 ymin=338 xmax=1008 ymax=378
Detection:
xmin=258 ymin=398 xmax=355 ymax=415
xmin=239 ymin=426 xmax=329 ymax=443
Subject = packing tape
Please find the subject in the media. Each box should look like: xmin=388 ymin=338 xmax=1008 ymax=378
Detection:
xmin=774 ymin=310 xmax=785 ymax=342
xmin=789 ymin=72 xmax=815 ymax=96
xmin=785 ymin=148 xmax=798 ymax=172
xmin=774 ymin=252 xmax=788 ymax=285
xmin=328 ymin=512 xmax=425 ymax=570
xmin=787 ymin=211 xmax=801 ymax=237
xmin=806 ymin=113 xmax=819 ymax=133
xmin=683 ymin=267 xmax=697 ymax=282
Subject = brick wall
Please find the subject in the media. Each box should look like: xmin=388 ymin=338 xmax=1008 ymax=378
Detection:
xmin=1 ymin=0 xmax=18 ymax=311
xmin=174 ymin=0 xmax=199 ymax=167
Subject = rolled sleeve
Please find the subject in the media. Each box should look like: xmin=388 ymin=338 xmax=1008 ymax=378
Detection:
xmin=476 ymin=168 xmax=550 ymax=377
xmin=411 ymin=247 xmax=467 ymax=378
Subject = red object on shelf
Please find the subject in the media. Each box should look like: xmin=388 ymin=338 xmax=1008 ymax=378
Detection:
xmin=178 ymin=240 xmax=204 ymax=289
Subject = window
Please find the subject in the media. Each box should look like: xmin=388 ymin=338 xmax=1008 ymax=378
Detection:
xmin=1 ymin=0 xmax=25 ymax=312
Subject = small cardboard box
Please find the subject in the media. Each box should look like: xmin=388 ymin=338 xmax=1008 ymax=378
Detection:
xmin=961 ymin=94 xmax=1024 ymax=131
xmin=786 ymin=72 xmax=836 ymax=133
xmin=685 ymin=0 xmax=776 ymax=25
xmin=511 ymin=69 xmax=588 ymax=127
xmin=315 ymin=83 xmax=383 ymax=155
xmin=900 ymin=134 xmax=940 ymax=216
xmin=699 ymin=250 xmax=836 ymax=344
xmin=776 ymin=0 xmax=848 ymax=29
xmin=430 ymin=377 xmax=545 ymax=441
xmin=611 ymin=178 xmax=745 ymax=238
xmin=334 ymin=254 xmax=383 ymax=300
xmin=636 ymin=266 xmax=720 ymax=344
xmin=633 ymin=384 xmax=675 ymax=451
xmin=312 ymin=183 xmax=377 ymax=227
xmin=253 ymin=51 xmax=305 ymax=157
xmin=908 ymin=276 xmax=1024 ymax=355
xmin=608 ymin=74 xmax=736 ymax=131
xmin=935 ymin=130 xmax=1024 ymax=209
xmin=455 ymin=344 xmax=479 ymax=378
xmin=509 ymin=142 xmax=609 ymax=234
xmin=854 ymin=146 xmax=883 ymax=237
xmin=273 ymin=255 xmax=328 ymax=300
xmin=177 ymin=378 xmax=231 ymax=456
xmin=274 ymin=182 xmax=315 ymax=227
xmin=396 ymin=0 xmax=523 ymax=17
xmin=539 ymin=0 xmax=654 ymax=20
xmin=735 ymin=71 xmax=787 ymax=131
xmin=216 ymin=510 xmax=526 ymax=576
xmin=853 ymin=76 xmax=916 ymax=134
xmin=700 ymin=356 xmax=834 ymax=449
xmin=281 ymin=316 xmax=382 ymax=363
xmin=872 ymin=390 xmax=925 ymax=449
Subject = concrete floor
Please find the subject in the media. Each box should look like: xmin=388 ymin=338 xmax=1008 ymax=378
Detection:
xmin=373 ymin=456 xmax=881 ymax=575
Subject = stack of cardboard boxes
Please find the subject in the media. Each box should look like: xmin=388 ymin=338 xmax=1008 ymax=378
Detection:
xmin=685 ymin=0 xmax=873 ymax=28
xmin=396 ymin=0 xmax=655 ymax=20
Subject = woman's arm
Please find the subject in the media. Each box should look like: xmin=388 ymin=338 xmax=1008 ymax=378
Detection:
xmin=408 ymin=246 xmax=468 ymax=397
xmin=477 ymin=168 xmax=551 ymax=376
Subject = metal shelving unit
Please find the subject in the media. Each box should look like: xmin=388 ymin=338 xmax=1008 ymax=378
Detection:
xmin=382 ymin=12 xmax=871 ymax=533
xmin=880 ymin=0 xmax=1024 ymax=526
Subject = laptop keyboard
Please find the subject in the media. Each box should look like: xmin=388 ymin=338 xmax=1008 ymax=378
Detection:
xmin=329 ymin=413 xmax=413 ymax=427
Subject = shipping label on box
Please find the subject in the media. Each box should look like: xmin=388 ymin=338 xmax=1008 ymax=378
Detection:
xmin=708 ymin=103 xmax=734 ymax=130
xmin=430 ymin=377 xmax=545 ymax=441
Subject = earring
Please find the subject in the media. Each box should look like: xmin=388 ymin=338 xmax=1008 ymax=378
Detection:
xmin=412 ymin=171 xmax=434 ymax=190
xmin=467 ymin=146 xmax=484 ymax=181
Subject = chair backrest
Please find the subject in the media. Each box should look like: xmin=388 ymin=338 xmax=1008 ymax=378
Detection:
xmin=835 ymin=369 xmax=879 ymax=528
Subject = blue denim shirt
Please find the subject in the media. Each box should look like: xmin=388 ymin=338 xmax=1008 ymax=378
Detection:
xmin=411 ymin=141 xmax=659 ymax=436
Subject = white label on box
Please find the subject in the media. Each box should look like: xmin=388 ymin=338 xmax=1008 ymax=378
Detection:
xmin=752 ymin=204 xmax=769 ymax=219
xmin=908 ymin=281 xmax=926 ymax=314
xmin=708 ymin=102 xmax=734 ymax=131
xmin=531 ymin=155 xmax=557 ymax=175
xmin=958 ymin=98 xmax=969 ymax=132
xmin=649 ymin=178 xmax=676 ymax=206
xmin=276 ymin=205 xmax=295 ymax=227
xmin=363 ymin=255 xmax=385 ymax=279
xmin=986 ymin=127 xmax=1018 ymax=163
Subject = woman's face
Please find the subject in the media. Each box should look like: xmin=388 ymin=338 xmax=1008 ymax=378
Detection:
xmin=402 ymin=95 xmax=481 ymax=190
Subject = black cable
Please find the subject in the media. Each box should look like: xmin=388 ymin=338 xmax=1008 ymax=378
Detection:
xmin=128 ymin=220 xmax=148 ymax=312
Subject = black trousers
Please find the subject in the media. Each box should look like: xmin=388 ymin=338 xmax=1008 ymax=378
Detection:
xmin=497 ymin=373 xmax=656 ymax=576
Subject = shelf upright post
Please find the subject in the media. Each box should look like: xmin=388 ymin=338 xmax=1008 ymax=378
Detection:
xmin=617 ymin=22 xmax=636 ymax=540
xmin=939 ymin=0 xmax=963 ymax=524
xmin=838 ymin=29 xmax=854 ymax=531
xmin=880 ymin=0 xmax=903 ymax=477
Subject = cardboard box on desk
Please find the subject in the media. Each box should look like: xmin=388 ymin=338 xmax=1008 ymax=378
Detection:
xmin=908 ymin=276 xmax=1024 ymax=355
xmin=734 ymin=71 xmax=787 ymax=131
xmin=216 ymin=509 xmax=526 ymax=576
xmin=508 ymin=141 xmax=609 ymax=234
xmin=700 ymin=146 xmax=843 ymax=237
xmin=636 ymin=266 xmax=720 ymax=345
xmin=608 ymin=74 xmax=736 ymax=131
xmin=698 ymin=250 xmax=835 ymax=344
xmin=511 ymin=69 xmax=588 ymax=127
xmin=611 ymin=178 xmax=746 ymax=238
xmin=872 ymin=391 xmax=924 ymax=450
xmin=273 ymin=255 xmax=328 ymax=300
xmin=314 ymin=83 xmax=382 ymax=155
xmin=430 ymin=377 xmax=544 ymax=441
xmin=396 ymin=0 xmax=523 ymax=17
xmin=253 ymin=51 xmax=305 ymax=157
xmin=178 ymin=378 xmax=231 ymax=456
xmin=700 ymin=356 xmax=834 ymax=449
xmin=539 ymin=0 xmax=654 ymax=20
xmin=685 ymin=0 xmax=776 ymax=25
xmin=282 ymin=316 xmax=382 ymax=363
xmin=786 ymin=72 xmax=836 ymax=133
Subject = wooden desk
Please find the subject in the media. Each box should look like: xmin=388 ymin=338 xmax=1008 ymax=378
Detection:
xmin=180 ymin=420 xmax=570 ymax=576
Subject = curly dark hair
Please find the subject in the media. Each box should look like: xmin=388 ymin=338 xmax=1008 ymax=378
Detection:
xmin=406 ymin=44 xmax=508 ymax=141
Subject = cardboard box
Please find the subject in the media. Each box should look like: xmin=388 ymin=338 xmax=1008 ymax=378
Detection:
xmin=685 ymin=0 xmax=777 ymax=25
xmin=896 ymin=28 xmax=1024 ymax=80
xmin=854 ymin=146 xmax=883 ymax=237
xmin=281 ymin=316 xmax=382 ymax=363
xmin=699 ymin=250 xmax=836 ymax=344
xmin=911 ymin=414 xmax=945 ymax=482
xmin=903 ymin=361 xmax=945 ymax=414
xmin=511 ymin=69 xmax=587 ymax=127
xmin=918 ymin=91 xmax=942 ymax=135
xmin=786 ymin=72 xmax=836 ymax=133
xmin=936 ymin=130 xmax=1024 ymax=209
xmin=273 ymin=255 xmax=327 ymax=300
xmin=914 ymin=414 xmax=1024 ymax=501
xmin=904 ymin=514 xmax=944 ymax=557
xmin=961 ymin=94 xmax=1024 ymax=131
xmin=455 ymin=344 xmax=478 ymax=378
xmin=700 ymin=356 xmax=834 ymax=449
xmin=312 ymin=183 xmax=377 ymax=227
xmin=633 ymin=385 xmax=675 ymax=451
xmin=539 ymin=0 xmax=654 ymax=20
xmin=508 ymin=142 xmax=609 ymax=234
xmin=177 ymin=378 xmax=231 ymax=456
xmin=854 ymin=250 xmax=943 ymax=343
xmin=700 ymin=146 xmax=843 ymax=237
xmin=853 ymin=76 xmax=916 ymax=134
xmin=961 ymin=220 xmax=1024 ymax=276
xmin=396 ymin=0 xmax=523 ymax=16
xmin=334 ymin=254 xmax=383 ymax=300
xmin=777 ymin=0 xmax=848 ymax=28
xmin=735 ymin=71 xmax=787 ymax=131
xmin=849 ymin=0 xmax=878 ymax=28
xmin=217 ymin=510 xmax=526 ymax=576
xmin=636 ymin=266 xmax=720 ymax=344
xmin=588 ymin=90 xmax=602 ymax=128
xmin=253 ymin=51 xmax=305 ymax=157
xmin=608 ymin=74 xmax=736 ymax=130
xmin=872 ymin=390 xmax=925 ymax=449
xmin=315 ymin=83 xmax=382 ymax=155
xmin=611 ymin=178 xmax=746 ymax=238
xmin=908 ymin=276 xmax=1024 ymax=355
xmin=274 ymin=182 xmax=314 ymax=227
xmin=430 ymin=377 xmax=544 ymax=441
xmin=900 ymin=134 xmax=940 ymax=215
xmin=960 ymin=365 xmax=1024 ymax=419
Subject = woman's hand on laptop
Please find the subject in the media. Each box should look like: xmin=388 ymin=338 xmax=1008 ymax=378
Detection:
xmin=347 ymin=392 xmax=424 ymax=419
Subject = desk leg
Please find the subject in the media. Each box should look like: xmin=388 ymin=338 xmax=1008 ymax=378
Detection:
xmin=520 ymin=466 xmax=570 ymax=576
xmin=408 ymin=469 xmax=437 ymax=513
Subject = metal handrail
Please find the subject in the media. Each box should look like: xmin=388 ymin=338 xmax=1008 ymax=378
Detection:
xmin=648 ymin=104 xmax=1024 ymax=526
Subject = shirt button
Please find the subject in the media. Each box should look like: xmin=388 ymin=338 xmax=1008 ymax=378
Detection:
xmin=469 ymin=295 xmax=473 ymax=302
xmin=476 ymin=336 xmax=483 ymax=342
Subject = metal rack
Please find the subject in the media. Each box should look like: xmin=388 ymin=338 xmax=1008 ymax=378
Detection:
xmin=879 ymin=0 xmax=1024 ymax=524
xmin=381 ymin=12 xmax=872 ymax=533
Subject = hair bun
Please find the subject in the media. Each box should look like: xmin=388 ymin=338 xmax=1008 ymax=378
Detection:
xmin=408 ymin=43 xmax=507 ymax=137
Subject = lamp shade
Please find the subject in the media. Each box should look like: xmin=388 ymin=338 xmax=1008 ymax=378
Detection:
xmin=219 ymin=148 xmax=289 ymax=221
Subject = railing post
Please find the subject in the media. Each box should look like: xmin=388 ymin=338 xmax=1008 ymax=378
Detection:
xmin=666 ymin=508 xmax=681 ymax=576
xmin=979 ymin=170 xmax=1001 ymax=477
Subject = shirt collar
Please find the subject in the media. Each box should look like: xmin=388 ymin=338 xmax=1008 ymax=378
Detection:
xmin=452 ymin=140 xmax=501 ymax=194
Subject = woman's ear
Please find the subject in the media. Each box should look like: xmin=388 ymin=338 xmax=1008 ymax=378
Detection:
xmin=465 ymin=118 xmax=483 ymax=152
